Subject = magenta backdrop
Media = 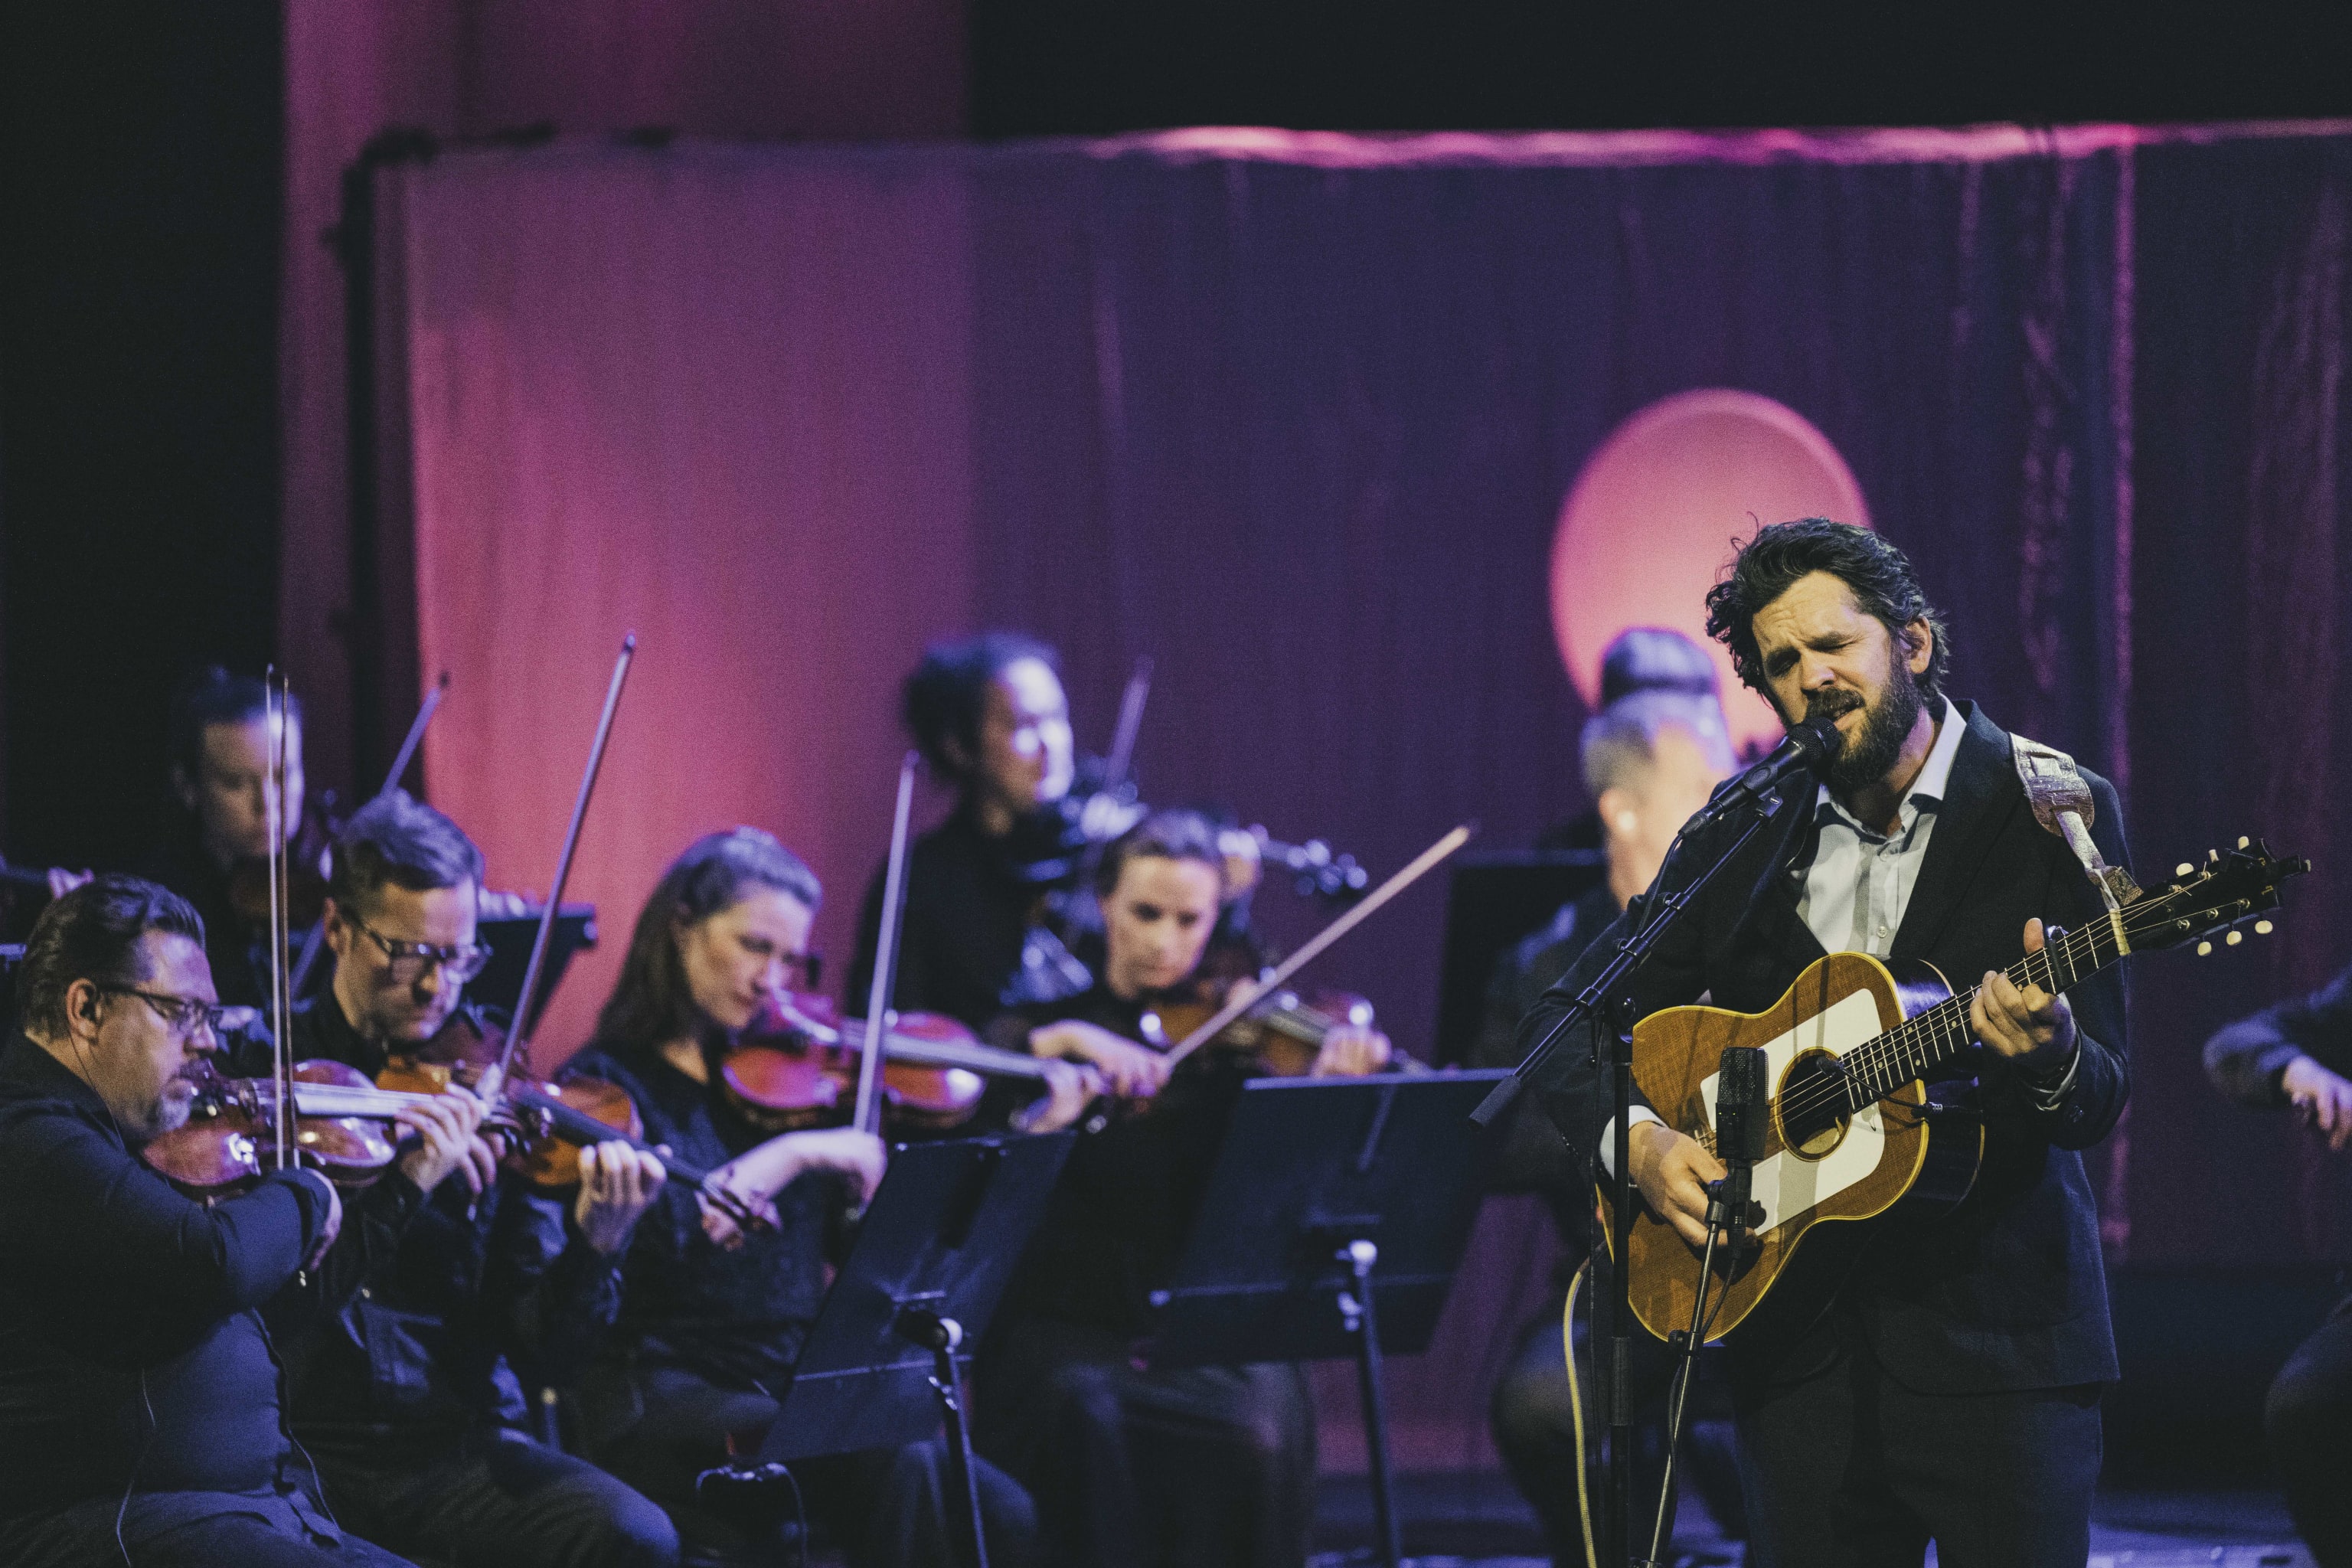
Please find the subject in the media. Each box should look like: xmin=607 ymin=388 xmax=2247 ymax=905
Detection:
xmin=365 ymin=125 xmax=2352 ymax=1468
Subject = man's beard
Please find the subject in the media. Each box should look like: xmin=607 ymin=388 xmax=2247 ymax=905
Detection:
xmin=1805 ymin=658 xmax=1926 ymax=801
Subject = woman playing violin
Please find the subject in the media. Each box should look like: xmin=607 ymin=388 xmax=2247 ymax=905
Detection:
xmin=973 ymin=808 xmax=1393 ymax=1568
xmin=569 ymin=828 xmax=1092 ymax=1567
xmin=224 ymin=790 xmax=680 ymax=1568
xmin=847 ymin=632 xmax=1097 ymax=1031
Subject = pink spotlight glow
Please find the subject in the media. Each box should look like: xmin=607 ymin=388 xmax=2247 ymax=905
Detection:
xmin=1550 ymin=389 xmax=1870 ymax=753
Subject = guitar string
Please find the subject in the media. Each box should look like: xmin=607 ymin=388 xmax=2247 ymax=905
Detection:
xmin=1760 ymin=920 xmax=2108 ymax=1131
xmin=1764 ymin=903 xmax=2211 ymax=1133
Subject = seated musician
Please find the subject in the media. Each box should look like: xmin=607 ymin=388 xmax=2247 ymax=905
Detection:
xmin=848 ymin=632 xmax=1094 ymax=1027
xmin=223 ymin=791 xmax=680 ymax=1568
xmin=972 ymin=808 xmax=1395 ymax=1568
xmin=1472 ymin=689 xmax=1743 ymax=1561
xmin=1522 ymin=521 xmax=2130 ymax=1564
xmin=0 ymin=877 xmax=416 ymax=1566
xmin=2204 ymin=959 xmax=2352 ymax=1563
xmin=136 ymin=666 xmax=322 ymax=1008
xmin=569 ymin=828 xmax=1090 ymax=1567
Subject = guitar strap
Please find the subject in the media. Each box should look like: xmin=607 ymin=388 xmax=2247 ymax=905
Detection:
xmin=2011 ymin=735 xmax=2139 ymax=912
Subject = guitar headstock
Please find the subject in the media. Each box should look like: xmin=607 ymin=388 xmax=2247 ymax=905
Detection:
xmin=2125 ymin=837 xmax=2312 ymax=956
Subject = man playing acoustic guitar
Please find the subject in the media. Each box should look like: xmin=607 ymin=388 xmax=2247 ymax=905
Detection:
xmin=1523 ymin=519 xmax=2129 ymax=1567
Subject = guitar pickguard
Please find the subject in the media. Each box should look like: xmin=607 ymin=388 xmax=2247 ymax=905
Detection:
xmin=1695 ymin=985 xmax=1893 ymax=1234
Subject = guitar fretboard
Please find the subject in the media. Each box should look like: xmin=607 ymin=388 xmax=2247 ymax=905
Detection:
xmin=1833 ymin=912 xmax=2128 ymax=1111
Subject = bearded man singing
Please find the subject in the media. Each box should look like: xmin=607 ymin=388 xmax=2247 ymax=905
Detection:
xmin=1521 ymin=519 xmax=2131 ymax=1568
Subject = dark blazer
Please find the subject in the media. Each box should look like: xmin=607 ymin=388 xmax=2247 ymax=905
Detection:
xmin=1523 ymin=700 xmax=2131 ymax=1396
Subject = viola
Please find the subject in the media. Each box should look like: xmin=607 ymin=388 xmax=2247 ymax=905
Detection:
xmin=143 ymin=1057 xmax=410 ymax=1198
xmin=721 ymin=991 xmax=1057 ymax=1134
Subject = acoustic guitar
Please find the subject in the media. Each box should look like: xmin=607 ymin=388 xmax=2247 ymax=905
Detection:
xmin=1600 ymin=837 xmax=2309 ymax=1345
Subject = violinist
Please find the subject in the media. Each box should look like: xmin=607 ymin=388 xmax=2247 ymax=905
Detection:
xmin=223 ymin=790 xmax=681 ymax=1568
xmin=846 ymin=632 xmax=1094 ymax=1029
xmin=136 ymin=666 xmax=324 ymax=1008
xmin=0 ymin=877 xmax=414 ymax=1567
xmin=972 ymin=808 xmax=1393 ymax=1568
xmin=568 ymin=828 xmax=1089 ymax=1566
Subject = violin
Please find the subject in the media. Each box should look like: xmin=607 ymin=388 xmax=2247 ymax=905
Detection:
xmin=720 ymin=990 xmax=1057 ymax=1134
xmin=1138 ymin=982 xmax=1390 ymax=1079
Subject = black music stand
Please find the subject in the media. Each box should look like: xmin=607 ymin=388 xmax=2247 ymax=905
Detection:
xmin=473 ymin=904 xmax=596 ymax=1032
xmin=1431 ymin=852 xmax=1606 ymax=1064
xmin=750 ymin=1132 xmax=1076 ymax=1568
xmin=1147 ymin=1072 xmax=1508 ymax=1568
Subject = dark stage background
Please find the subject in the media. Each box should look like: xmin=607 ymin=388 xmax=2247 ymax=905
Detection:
xmin=4 ymin=2 xmax=2350 ymax=1481
xmin=292 ymin=126 xmax=2351 ymax=1465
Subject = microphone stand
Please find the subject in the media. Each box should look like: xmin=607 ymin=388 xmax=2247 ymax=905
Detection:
xmin=1469 ymin=785 xmax=1790 ymax=1568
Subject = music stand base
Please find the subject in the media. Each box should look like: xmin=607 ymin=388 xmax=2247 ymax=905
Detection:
xmin=1337 ymin=1240 xmax=1405 ymax=1568
xmin=898 ymin=1308 xmax=991 ymax=1568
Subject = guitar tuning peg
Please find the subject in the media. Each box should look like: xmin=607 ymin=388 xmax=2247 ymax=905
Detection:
xmin=2226 ymin=929 xmax=2244 ymax=946
xmin=2238 ymin=836 xmax=2252 ymax=850
xmin=2197 ymin=940 xmax=2213 ymax=956
xmin=2255 ymin=920 xmax=2274 ymax=936
xmin=2208 ymin=848 xmax=2223 ymax=863
xmin=2175 ymin=862 xmax=2194 ymax=877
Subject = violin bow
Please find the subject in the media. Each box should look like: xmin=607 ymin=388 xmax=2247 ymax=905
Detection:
xmin=1100 ymin=655 xmax=1154 ymax=799
xmin=264 ymin=669 xmax=296 ymax=1176
xmin=1157 ymin=822 xmax=1475 ymax=1073
xmin=289 ymin=670 xmax=453 ymax=995
xmin=854 ymin=753 xmax=922 ymax=1135
xmin=479 ymin=636 xmax=635 ymax=1103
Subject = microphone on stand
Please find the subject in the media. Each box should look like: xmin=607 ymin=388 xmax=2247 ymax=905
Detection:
xmin=1710 ymin=1044 xmax=1770 ymax=1247
xmin=1687 ymin=710 xmax=1843 ymax=831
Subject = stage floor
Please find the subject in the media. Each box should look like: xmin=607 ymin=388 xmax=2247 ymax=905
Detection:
xmin=1308 ymin=1474 xmax=2312 ymax=1566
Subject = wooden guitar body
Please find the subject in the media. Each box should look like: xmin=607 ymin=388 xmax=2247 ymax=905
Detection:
xmin=1599 ymin=952 xmax=1985 ymax=1345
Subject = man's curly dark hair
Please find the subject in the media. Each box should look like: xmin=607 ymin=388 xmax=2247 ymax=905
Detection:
xmin=1702 ymin=519 xmax=1951 ymax=707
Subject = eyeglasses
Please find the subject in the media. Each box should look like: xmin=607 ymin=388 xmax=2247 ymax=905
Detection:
xmin=350 ymin=915 xmax=495 ymax=984
xmin=103 ymin=987 xmax=230 ymax=1040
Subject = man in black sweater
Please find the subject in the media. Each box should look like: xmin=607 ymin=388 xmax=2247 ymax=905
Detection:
xmin=1524 ymin=521 xmax=2131 ymax=1566
xmin=2205 ymin=961 xmax=2352 ymax=1563
xmin=0 ymin=877 xmax=423 ymax=1566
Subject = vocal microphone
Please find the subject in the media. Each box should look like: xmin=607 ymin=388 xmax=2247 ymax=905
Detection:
xmin=1687 ymin=710 xmax=1842 ymax=830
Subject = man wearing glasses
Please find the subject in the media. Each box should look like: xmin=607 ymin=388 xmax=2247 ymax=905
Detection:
xmin=0 ymin=875 xmax=424 ymax=1566
xmin=233 ymin=789 xmax=681 ymax=1568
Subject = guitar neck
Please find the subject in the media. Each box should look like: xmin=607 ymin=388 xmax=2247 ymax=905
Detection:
xmin=1834 ymin=908 xmax=2132 ymax=1111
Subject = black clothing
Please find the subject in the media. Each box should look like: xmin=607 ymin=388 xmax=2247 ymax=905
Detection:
xmin=0 ymin=1033 xmax=406 ymax=1562
xmin=974 ymin=985 xmax=1318 ymax=1568
xmin=566 ymin=1040 xmax=836 ymax=1388
xmin=0 ymin=1481 xmax=414 ymax=1568
xmin=1472 ymin=879 xmax=1622 ymax=1241
xmin=252 ymin=1001 xmax=630 ymax=1453
xmin=2262 ymin=1298 xmax=2352 ymax=1566
xmin=582 ymin=1361 xmax=1037 ymax=1567
xmin=568 ymin=1037 xmax=1037 ymax=1568
xmin=1732 ymin=1305 xmax=2102 ymax=1568
xmin=228 ymin=998 xmax=671 ymax=1568
xmin=1472 ymin=881 xmax=1748 ymax=1561
xmin=135 ymin=829 xmax=278 ymax=1010
xmin=974 ymin=1316 xmax=1314 ymax=1568
xmin=2204 ymin=961 xmax=2352 ymax=1564
xmin=1524 ymin=701 xmax=2131 ymax=1396
xmin=848 ymin=807 xmax=1091 ymax=1031
xmin=307 ymin=1426 xmax=678 ymax=1568
xmin=2205 ymin=959 xmax=2352 ymax=1109
xmin=1521 ymin=702 xmax=2128 ymax=1561
xmin=985 ymin=984 xmax=1260 ymax=1338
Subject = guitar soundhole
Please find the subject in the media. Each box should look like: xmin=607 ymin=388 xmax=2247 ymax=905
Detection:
xmin=1775 ymin=1048 xmax=1850 ymax=1159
